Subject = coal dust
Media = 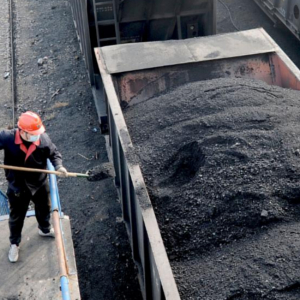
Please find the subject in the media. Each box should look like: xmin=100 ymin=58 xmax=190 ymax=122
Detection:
xmin=123 ymin=78 xmax=300 ymax=299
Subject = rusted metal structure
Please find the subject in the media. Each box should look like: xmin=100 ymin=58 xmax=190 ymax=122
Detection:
xmin=254 ymin=0 xmax=300 ymax=41
xmin=95 ymin=28 xmax=300 ymax=299
xmin=69 ymin=0 xmax=216 ymax=131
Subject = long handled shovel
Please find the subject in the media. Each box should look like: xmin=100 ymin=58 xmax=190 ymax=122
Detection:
xmin=0 ymin=164 xmax=89 ymax=178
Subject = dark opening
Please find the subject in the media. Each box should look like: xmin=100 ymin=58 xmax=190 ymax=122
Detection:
xmin=98 ymin=24 xmax=116 ymax=39
xmin=294 ymin=5 xmax=299 ymax=19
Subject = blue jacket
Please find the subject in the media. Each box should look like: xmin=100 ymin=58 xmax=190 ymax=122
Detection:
xmin=0 ymin=129 xmax=62 ymax=195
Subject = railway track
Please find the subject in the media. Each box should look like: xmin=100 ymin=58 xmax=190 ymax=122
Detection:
xmin=9 ymin=0 xmax=16 ymax=127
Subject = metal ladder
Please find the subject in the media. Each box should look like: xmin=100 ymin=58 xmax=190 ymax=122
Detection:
xmin=93 ymin=0 xmax=121 ymax=47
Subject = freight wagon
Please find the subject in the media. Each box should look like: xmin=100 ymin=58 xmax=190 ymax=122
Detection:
xmin=69 ymin=0 xmax=216 ymax=131
xmin=254 ymin=0 xmax=300 ymax=41
xmin=94 ymin=28 xmax=300 ymax=299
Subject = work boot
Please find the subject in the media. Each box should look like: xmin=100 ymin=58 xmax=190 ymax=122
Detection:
xmin=8 ymin=244 xmax=19 ymax=263
xmin=38 ymin=227 xmax=55 ymax=238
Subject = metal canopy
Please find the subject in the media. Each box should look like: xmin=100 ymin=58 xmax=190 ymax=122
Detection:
xmin=99 ymin=28 xmax=278 ymax=74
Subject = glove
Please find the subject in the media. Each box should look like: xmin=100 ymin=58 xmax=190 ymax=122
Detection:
xmin=57 ymin=166 xmax=68 ymax=177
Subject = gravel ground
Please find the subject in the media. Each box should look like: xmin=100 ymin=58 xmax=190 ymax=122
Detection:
xmin=0 ymin=0 xmax=12 ymax=190
xmin=124 ymin=78 xmax=300 ymax=299
xmin=0 ymin=0 xmax=141 ymax=299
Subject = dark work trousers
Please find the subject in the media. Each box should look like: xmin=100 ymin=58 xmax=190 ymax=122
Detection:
xmin=7 ymin=183 xmax=51 ymax=245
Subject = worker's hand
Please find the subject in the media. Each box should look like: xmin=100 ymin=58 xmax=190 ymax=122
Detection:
xmin=57 ymin=166 xmax=68 ymax=177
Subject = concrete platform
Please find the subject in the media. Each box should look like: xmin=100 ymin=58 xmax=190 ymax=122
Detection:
xmin=0 ymin=215 xmax=80 ymax=300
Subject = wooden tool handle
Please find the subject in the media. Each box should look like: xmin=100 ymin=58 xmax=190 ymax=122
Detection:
xmin=0 ymin=164 xmax=88 ymax=178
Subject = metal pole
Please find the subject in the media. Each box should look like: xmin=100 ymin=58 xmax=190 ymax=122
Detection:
xmin=60 ymin=276 xmax=71 ymax=300
xmin=52 ymin=210 xmax=68 ymax=278
xmin=9 ymin=0 xmax=17 ymax=127
xmin=47 ymin=160 xmax=71 ymax=300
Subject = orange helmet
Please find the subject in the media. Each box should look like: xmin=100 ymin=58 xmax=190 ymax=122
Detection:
xmin=17 ymin=111 xmax=45 ymax=135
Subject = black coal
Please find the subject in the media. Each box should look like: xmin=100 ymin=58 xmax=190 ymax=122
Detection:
xmin=123 ymin=78 xmax=300 ymax=299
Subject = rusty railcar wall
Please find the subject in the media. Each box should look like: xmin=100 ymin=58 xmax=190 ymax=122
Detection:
xmin=254 ymin=0 xmax=300 ymax=41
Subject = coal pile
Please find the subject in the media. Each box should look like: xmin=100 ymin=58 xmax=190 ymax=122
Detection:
xmin=87 ymin=162 xmax=115 ymax=181
xmin=123 ymin=78 xmax=300 ymax=299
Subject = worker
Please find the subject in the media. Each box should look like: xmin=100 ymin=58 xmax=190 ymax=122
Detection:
xmin=0 ymin=111 xmax=68 ymax=263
